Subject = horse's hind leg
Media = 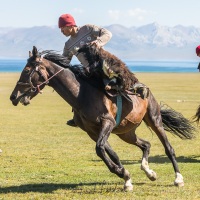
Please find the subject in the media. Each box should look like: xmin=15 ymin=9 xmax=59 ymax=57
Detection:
xmin=117 ymin=131 xmax=157 ymax=181
xmin=144 ymin=98 xmax=184 ymax=187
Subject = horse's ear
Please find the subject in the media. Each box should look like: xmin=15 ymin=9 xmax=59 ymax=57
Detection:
xmin=32 ymin=46 xmax=38 ymax=58
xmin=29 ymin=51 xmax=32 ymax=57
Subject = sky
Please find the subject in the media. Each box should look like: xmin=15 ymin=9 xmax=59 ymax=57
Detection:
xmin=0 ymin=0 xmax=200 ymax=28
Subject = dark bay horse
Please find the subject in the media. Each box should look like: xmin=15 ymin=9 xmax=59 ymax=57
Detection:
xmin=193 ymin=106 xmax=200 ymax=124
xmin=10 ymin=46 xmax=195 ymax=191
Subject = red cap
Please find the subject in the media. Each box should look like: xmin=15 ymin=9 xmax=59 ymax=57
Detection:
xmin=58 ymin=14 xmax=76 ymax=28
xmin=196 ymin=45 xmax=200 ymax=55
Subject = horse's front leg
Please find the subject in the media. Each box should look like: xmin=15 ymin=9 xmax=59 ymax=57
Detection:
xmin=96 ymin=117 xmax=133 ymax=191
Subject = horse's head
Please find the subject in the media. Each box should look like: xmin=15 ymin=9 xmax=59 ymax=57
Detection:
xmin=10 ymin=46 xmax=49 ymax=106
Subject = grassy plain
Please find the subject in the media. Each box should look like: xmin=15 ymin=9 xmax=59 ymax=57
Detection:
xmin=0 ymin=72 xmax=200 ymax=200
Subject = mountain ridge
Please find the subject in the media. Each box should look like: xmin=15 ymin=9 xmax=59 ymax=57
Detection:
xmin=0 ymin=23 xmax=199 ymax=60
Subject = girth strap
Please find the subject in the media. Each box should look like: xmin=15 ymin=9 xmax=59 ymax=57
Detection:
xmin=115 ymin=95 xmax=122 ymax=127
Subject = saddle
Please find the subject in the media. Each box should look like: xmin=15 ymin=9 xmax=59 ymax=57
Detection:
xmin=105 ymin=82 xmax=149 ymax=102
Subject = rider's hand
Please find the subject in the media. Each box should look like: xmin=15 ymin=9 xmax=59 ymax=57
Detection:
xmin=105 ymin=85 xmax=111 ymax=90
xmin=90 ymin=40 xmax=99 ymax=48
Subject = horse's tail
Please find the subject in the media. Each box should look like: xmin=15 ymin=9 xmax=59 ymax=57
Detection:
xmin=191 ymin=105 xmax=200 ymax=124
xmin=160 ymin=104 xmax=196 ymax=140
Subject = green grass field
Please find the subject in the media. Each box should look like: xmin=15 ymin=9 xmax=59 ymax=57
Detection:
xmin=0 ymin=73 xmax=200 ymax=200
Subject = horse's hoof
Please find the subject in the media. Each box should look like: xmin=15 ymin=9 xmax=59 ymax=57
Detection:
xmin=174 ymin=172 xmax=184 ymax=187
xmin=124 ymin=185 xmax=133 ymax=192
xmin=124 ymin=178 xmax=133 ymax=191
xmin=148 ymin=171 xmax=157 ymax=181
xmin=142 ymin=168 xmax=157 ymax=181
xmin=174 ymin=181 xmax=184 ymax=187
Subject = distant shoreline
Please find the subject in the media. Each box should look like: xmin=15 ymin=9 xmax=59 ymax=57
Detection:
xmin=0 ymin=60 xmax=198 ymax=73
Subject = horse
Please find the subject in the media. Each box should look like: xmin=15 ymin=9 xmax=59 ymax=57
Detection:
xmin=10 ymin=46 xmax=195 ymax=191
xmin=192 ymin=105 xmax=200 ymax=124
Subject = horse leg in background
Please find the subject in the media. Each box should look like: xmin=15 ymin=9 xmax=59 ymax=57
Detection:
xmin=117 ymin=131 xmax=157 ymax=181
xmin=104 ymin=142 xmax=123 ymax=168
xmin=85 ymin=126 xmax=132 ymax=191
xmin=104 ymin=141 xmax=133 ymax=190
xmin=144 ymin=98 xmax=184 ymax=187
xmin=95 ymin=117 xmax=133 ymax=191
xmin=86 ymin=131 xmax=124 ymax=167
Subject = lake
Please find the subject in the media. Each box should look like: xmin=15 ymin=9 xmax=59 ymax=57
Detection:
xmin=0 ymin=59 xmax=199 ymax=73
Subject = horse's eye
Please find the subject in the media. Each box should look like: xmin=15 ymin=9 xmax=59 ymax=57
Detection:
xmin=24 ymin=69 xmax=30 ymax=73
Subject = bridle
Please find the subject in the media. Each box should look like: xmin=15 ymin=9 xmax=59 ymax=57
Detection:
xmin=17 ymin=61 xmax=64 ymax=94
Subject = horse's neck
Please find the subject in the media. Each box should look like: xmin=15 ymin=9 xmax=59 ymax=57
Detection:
xmin=46 ymin=64 xmax=81 ymax=108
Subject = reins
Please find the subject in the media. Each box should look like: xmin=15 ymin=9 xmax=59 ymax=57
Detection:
xmin=17 ymin=65 xmax=64 ymax=94
xmin=36 ymin=67 xmax=64 ymax=93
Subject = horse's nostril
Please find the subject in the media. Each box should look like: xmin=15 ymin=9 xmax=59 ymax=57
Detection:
xmin=10 ymin=94 xmax=16 ymax=101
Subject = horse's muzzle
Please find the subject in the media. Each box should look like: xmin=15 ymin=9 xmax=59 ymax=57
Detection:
xmin=10 ymin=93 xmax=31 ymax=106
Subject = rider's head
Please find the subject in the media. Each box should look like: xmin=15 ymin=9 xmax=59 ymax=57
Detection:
xmin=196 ymin=45 xmax=200 ymax=57
xmin=58 ymin=14 xmax=76 ymax=28
xmin=58 ymin=14 xmax=77 ymax=37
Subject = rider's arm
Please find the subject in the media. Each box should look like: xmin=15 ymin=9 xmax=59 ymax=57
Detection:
xmin=90 ymin=25 xmax=112 ymax=47
xmin=62 ymin=47 xmax=73 ymax=64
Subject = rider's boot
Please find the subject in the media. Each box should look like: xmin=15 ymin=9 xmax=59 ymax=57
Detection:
xmin=66 ymin=119 xmax=77 ymax=127
xmin=132 ymin=83 xmax=149 ymax=99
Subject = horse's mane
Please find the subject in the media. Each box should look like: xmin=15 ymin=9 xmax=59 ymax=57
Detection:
xmin=39 ymin=47 xmax=139 ymax=91
xmin=78 ymin=45 xmax=138 ymax=90
xmin=39 ymin=50 xmax=105 ymax=90
xmin=40 ymin=50 xmax=71 ymax=68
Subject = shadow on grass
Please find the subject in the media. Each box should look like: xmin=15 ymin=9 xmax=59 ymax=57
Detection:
xmin=1 ymin=156 xmax=198 ymax=194
xmin=119 ymin=155 xmax=200 ymax=165
xmin=149 ymin=155 xmax=200 ymax=164
xmin=0 ymin=182 xmax=145 ymax=194
xmin=0 ymin=183 xmax=91 ymax=193
xmin=92 ymin=155 xmax=200 ymax=165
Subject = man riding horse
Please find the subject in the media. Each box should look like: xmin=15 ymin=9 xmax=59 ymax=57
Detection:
xmin=58 ymin=13 xmax=147 ymax=127
xmin=10 ymin=46 xmax=196 ymax=190
xmin=58 ymin=13 xmax=112 ymax=127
